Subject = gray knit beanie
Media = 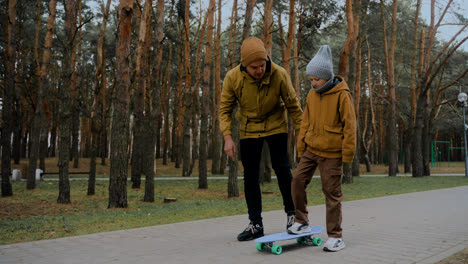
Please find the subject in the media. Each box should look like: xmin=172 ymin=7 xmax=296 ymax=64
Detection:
xmin=306 ymin=45 xmax=334 ymax=80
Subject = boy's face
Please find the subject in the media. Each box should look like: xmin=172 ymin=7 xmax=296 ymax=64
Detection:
xmin=308 ymin=76 xmax=327 ymax=89
xmin=246 ymin=60 xmax=267 ymax=80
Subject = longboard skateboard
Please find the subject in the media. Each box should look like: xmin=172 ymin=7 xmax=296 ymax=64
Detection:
xmin=254 ymin=225 xmax=324 ymax=255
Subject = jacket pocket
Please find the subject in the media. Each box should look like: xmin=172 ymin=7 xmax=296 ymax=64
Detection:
xmin=324 ymin=124 xmax=343 ymax=151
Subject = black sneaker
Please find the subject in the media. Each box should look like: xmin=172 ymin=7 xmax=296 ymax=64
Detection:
xmin=286 ymin=214 xmax=295 ymax=230
xmin=237 ymin=222 xmax=264 ymax=241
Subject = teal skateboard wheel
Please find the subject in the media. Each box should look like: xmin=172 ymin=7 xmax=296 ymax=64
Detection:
xmin=271 ymin=245 xmax=282 ymax=255
xmin=312 ymin=237 xmax=322 ymax=246
xmin=296 ymin=237 xmax=305 ymax=244
xmin=256 ymin=242 xmax=266 ymax=251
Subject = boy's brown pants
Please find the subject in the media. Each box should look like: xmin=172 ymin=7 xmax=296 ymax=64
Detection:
xmin=292 ymin=150 xmax=343 ymax=238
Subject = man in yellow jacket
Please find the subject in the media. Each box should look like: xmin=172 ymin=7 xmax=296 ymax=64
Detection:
xmin=219 ymin=37 xmax=303 ymax=241
xmin=288 ymin=45 xmax=356 ymax=252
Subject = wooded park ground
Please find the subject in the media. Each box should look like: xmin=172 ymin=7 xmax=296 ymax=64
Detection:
xmin=1 ymin=158 xmax=468 ymax=263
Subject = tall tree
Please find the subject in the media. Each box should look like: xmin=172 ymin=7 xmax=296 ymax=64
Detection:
xmin=57 ymin=0 xmax=78 ymax=204
xmin=132 ymin=0 xmax=152 ymax=189
xmin=263 ymin=0 xmax=273 ymax=55
xmin=89 ymin=0 xmax=111 ymax=196
xmin=412 ymin=0 xmax=468 ymax=177
xmin=339 ymin=0 xmax=359 ymax=183
xmin=362 ymin=36 xmax=377 ymax=172
xmin=406 ymin=0 xmax=422 ymax=173
xmin=141 ymin=0 xmax=159 ymax=202
xmin=28 ymin=0 xmax=59 ymax=190
xmin=259 ymin=0 xmax=273 ymax=182
xmin=109 ymin=0 xmax=134 ymax=208
xmin=242 ymin=0 xmax=256 ymax=40
xmin=380 ymin=0 xmax=399 ymax=176
xmin=285 ymin=0 xmax=297 ymax=167
xmin=1 ymin=0 xmax=18 ymax=197
xmin=181 ymin=0 xmax=193 ymax=177
xmin=351 ymin=0 xmax=363 ymax=177
xmin=199 ymin=0 xmax=216 ymax=189
xmin=227 ymin=0 xmax=239 ymax=198
xmin=211 ymin=0 xmax=223 ymax=175
xmin=72 ymin=0 xmax=83 ymax=169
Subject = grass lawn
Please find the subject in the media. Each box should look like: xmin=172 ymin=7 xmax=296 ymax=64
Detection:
xmin=1 ymin=158 xmax=468 ymax=245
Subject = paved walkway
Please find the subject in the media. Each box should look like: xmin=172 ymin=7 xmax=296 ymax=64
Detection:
xmin=1 ymin=186 xmax=468 ymax=264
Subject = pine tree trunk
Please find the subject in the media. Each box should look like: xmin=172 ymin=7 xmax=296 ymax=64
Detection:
xmin=72 ymin=0 xmax=82 ymax=168
xmin=226 ymin=0 xmax=240 ymax=197
xmin=89 ymin=0 xmax=111 ymax=195
xmin=386 ymin=0 xmax=399 ymax=176
xmin=57 ymin=0 xmax=76 ymax=204
xmin=162 ymin=43 xmax=173 ymax=166
xmin=26 ymin=0 xmax=42 ymax=187
xmin=28 ymin=0 xmax=43 ymax=189
xmin=131 ymin=0 xmax=151 ymax=188
xmin=259 ymin=143 xmax=272 ymax=184
xmin=181 ymin=0 xmax=193 ymax=177
xmin=199 ymin=0 xmax=216 ymax=189
xmin=138 ymin=0 xmax=154 ymax=187
xmin=1 ymin=0 xmax=18 ymax=197
xmin=174 ymin=47 xmax=184 ymax=167
xmin=108 ymin=0 xmax=133 ymax=209
xmin=12 ymin=102 xmax=22 ymax=164
xmin=412 ymin=92 xmax=426 ymax=177
xmin=340 ymin=0 xmax=358 ymax=183
xmin=228 ymin=108 xmax=239 ymax=197
xmin=143 ymin=0 xmax=165 ymax=202
xmin=351 ymin=0 xmax=362 ymax=177
xmin=211 ymin=0 xmax=223 ymax=175
xmin=242 ymin=0 xmax=256 ymax=40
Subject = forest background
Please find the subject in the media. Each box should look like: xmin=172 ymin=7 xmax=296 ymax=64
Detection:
xmin=1 ymin=0 xmax=468 ymax=208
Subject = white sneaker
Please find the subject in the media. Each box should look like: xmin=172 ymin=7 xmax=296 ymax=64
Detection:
xmin=323 ymin=237 xmax=345 ymax=252
xmin=287 ymin=222 xmax=311 ymax=234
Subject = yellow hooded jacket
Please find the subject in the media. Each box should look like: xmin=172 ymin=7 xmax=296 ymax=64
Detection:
xmin=297 ymin=76 xmax=356 ymax=162
xmin=219 ymin=60 xmax=303 ymax=139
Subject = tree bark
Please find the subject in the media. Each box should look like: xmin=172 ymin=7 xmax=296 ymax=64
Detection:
xmin=181 ymin=0 xmax=193 ymax=177
xmin=199 ymin=0 xmax=216 ymax=189
xmin=28 ymin=0 xmax=58 ymax=190
xmin=72 ymin=0 xmax=83 ymax=169
xmin=89 ymin=0 xmax=111 ymax=195
xmin=227 ymin=0 xmax=239 ymax=197
xmin=162 ymin=42 xmax=173 ymax=166
xmin=352 ymin=0 xmax=364 ymax=177
xmin=1 ymin=0 xmax=18 ymax=197
xmin=211 ymin=0 xmax=223 ymax=175
xmin=262 ymin=0 xmax=273 ymax=55
xmin=189 ymin=10 xmax=208 ymax=177
xmin=242 ymin=0 xmax=256 ymax=40
xmin=340 ymin=0 xmax=358 ymax=184
xmin=132 ymin=0 xmax=152 ymax=189
xmin=57 ymin=0 xmax=77 ymax=204
xmin=362 ymin=36 xmax=376 ymax=172
xmin=142 ymin=0 xmax=165 ymax=202
xmin=386 ymin=0 xmax=399 ymax=176
xmin=26 ymin=0 xmax=42 ymax=186
xmin=108 ymin=0 xmax=133 ymax=208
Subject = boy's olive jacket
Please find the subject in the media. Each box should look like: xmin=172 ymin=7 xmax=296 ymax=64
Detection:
xmin=219 ymin=60 xmax=303 ymax=139
xmin=297 ymin=76 xmax=357 ymax=163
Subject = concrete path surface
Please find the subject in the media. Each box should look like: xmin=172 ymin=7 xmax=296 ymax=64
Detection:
xmin=1 ymin=186 xmax=468 ymax=264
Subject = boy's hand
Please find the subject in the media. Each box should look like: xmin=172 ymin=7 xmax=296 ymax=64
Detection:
xmin=224 ymin=134 xmax=236 ymax=160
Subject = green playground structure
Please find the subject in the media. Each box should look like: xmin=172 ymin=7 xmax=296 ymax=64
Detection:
xmin=431 ymin=141 xmax=465 ymax=168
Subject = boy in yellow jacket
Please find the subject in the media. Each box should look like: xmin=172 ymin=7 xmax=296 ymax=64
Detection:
xmin=288 ymin=45 xmax=356 ymax=252
xmin=219 ymin=37 xmax=303 ymax=241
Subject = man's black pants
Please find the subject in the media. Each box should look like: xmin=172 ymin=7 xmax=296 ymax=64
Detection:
xmin=239 ymin=133 xmax=295 ymax=225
